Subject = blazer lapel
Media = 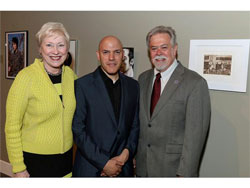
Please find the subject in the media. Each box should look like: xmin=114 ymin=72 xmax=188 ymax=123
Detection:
xmin=151 ymin=63 xmax=184 ymax=120
xmin=143 ymin=70 xmax=154 ymax=120
xmin=93 ymin=68 xmax=117 ymax=126
xmin=118 ymin=73 xmax=125 ymax=128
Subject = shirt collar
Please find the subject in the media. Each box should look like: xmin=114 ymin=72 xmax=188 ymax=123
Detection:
xmin=154 ymin=59 xmax=178 ymax=81
xmin=99 ymin=66 xmax=120 ymax=85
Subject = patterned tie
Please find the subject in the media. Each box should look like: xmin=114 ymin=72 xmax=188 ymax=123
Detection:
xmin=150 ymin=73 xmax=161 ymax=116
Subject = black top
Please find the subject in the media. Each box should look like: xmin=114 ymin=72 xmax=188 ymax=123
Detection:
xmin=48 ymin=73 xmax=63 ymax=101
xmin=99 ymin=66 xmax=121 ymax=123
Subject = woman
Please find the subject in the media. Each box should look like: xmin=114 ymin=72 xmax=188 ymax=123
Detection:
xmin=5 ymin=22 xmax=76 ymax=177
xmin=8 ymin=37 xmax=24 ymax=77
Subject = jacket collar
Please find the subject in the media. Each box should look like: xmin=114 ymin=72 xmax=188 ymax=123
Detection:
xmin=147 ymin=62 xmax=185 ymax=120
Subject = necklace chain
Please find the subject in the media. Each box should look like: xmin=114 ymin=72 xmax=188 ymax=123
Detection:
xmin=44 ymin=67 xmax=62 ymax=76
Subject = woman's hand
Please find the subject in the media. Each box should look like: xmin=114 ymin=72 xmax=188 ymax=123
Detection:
xmin=14 ymin=170 xmax=30 ymax=178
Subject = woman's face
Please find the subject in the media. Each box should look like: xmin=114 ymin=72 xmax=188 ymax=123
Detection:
xmin=40 ymin=33 xmax=68 ymax=73
xmin=12 ymin=42 xmax=17 ymax=51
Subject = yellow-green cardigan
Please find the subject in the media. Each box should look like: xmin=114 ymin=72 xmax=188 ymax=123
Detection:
xmin=5 ymin=59 xmax=77 ymax=173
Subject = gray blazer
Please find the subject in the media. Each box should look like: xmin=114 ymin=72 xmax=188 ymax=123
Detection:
xmin=136 ymin=62 xmax=211 ymax=177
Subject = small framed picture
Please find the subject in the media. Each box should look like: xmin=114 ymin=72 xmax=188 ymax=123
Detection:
xmin=189 ymin=39 xmax=250 ymax=92
xmin=121 ymin=47 xmax=134 ymax=78
xmin=5 ymin=30 xmax=28 ymax=79
xmin=67 ymin=39 xmax=78 ymax=74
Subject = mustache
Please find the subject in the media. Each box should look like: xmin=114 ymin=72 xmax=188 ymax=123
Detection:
xmin=153 ymin=55 xmax=168 ymax=61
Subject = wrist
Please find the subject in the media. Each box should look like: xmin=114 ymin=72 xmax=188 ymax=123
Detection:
xmin=121 ymin=149 xmax=129 ymax=160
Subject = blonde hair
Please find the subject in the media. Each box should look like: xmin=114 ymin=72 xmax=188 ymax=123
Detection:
xmin=36 ymin=22 xmax=70 ymax=50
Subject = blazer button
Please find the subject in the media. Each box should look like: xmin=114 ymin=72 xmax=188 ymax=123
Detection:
xmin=148 ymin=124 xmax=151 ymax=127
xmin=147 ymin=144 xmax=151 ymax=147
xmin=117 ymin=131 xmax=120 ymax=135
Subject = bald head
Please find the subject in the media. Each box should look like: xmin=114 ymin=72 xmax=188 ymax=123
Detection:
xmin=98 ymin=35 xmax=123 ymax=50
xmin=96 ymin=35 xmax=124 ymax=81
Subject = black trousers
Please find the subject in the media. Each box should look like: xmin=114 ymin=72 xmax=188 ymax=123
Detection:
xmin=23 ymin=148 xmax=73 ymax=177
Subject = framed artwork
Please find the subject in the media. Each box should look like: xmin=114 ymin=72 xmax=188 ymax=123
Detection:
xmin=121 ymin=47 xmax=134 ymax=78
xmin=68 ymin=39 xmax=78 ymax=74
xmin=5 ymin=30 xmax=28 ymax=79
xmin=189 ymin=40 xmax=250 ymax=92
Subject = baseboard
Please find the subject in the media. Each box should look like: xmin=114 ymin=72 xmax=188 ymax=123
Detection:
xmin=0 ymin=160 xmax=13 ymax=177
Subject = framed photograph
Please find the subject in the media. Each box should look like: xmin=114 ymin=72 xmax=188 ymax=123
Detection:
xmin=67 ymin=39 xmax=78 ymax=74
xmin=189 ymin=40 xmax=250 ymax=92
xmin=5 ymin=31 xmax=28 ymax=79
xmin=121 ymin=47 xmax=134 ymax=78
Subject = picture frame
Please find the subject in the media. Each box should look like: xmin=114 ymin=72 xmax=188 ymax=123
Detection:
xmin=5 ymin=30 xmax=28 ymax=79
xmin=121 ymin=47 xmax=134 ymax=78
xmin=189 ymin=40 xmax=250 ymax=92
xmin=68 ymin=39 xmax=78 ymax=74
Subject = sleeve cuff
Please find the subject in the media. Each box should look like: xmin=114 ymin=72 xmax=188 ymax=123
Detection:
xmin=12 ymin=162 xmax=26 ymax=174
